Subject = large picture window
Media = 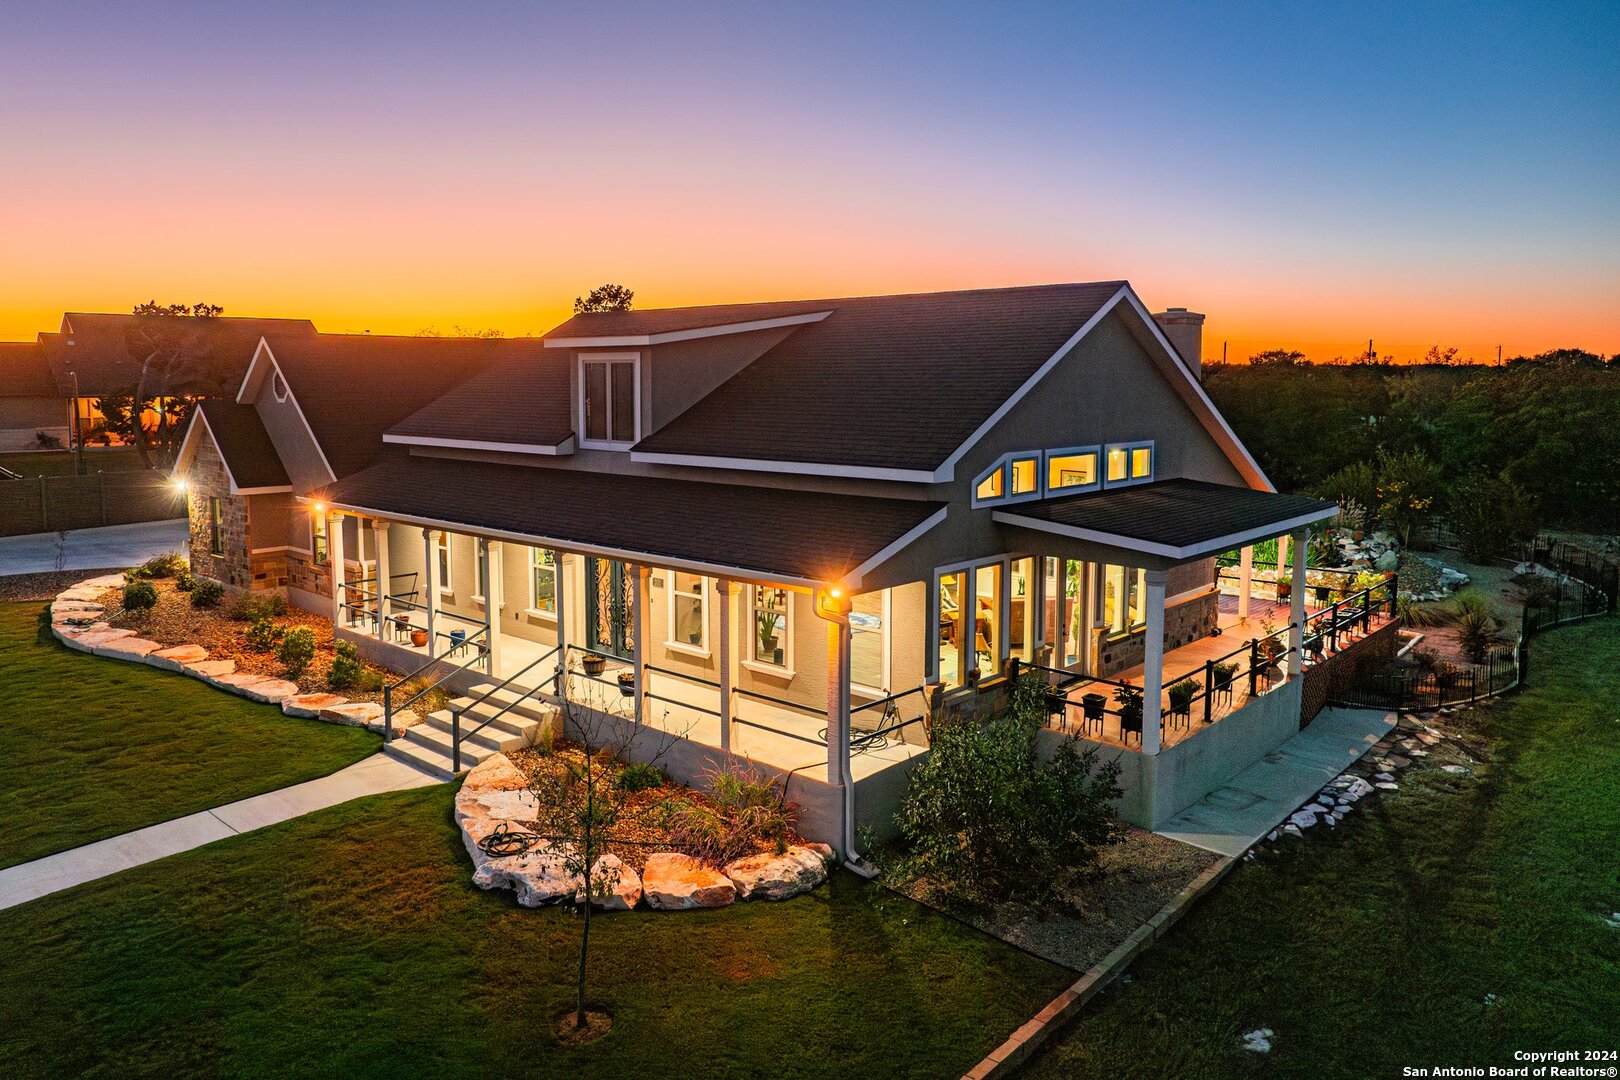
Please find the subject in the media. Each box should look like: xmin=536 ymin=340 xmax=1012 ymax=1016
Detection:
xmin=530 ymin=548 xmax=556 ymax=614
xmin=580 ymin=354 xmax=638 ymax=448
xmin=1045 ymin=448 xmax=1099 ymax=494
xmin=668 ymin=572 xmax=709 ymax=652
xmin=1103 ymin=564 xmax=1146 ymax=636
xmin=751 ymin=586 xmax=790 ymax=668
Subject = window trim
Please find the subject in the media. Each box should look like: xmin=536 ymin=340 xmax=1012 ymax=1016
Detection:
xmin=743 ymin=585 xmax=794 ymax=676
xmin=527 ymin=547 xmax=558 ymax=620
xmin=577 ymin=350 xmax=641 ymax=451
xmin=848 ymin=587 xmax=892 ymax=698
xmin=929 ymin=552 xmax=1018 ymax=685
xmin=664 ymin=572 xmax=711 ymax=658
xmin=971 ymin=452 xmax=1044 ymax=507
xmin=437 ymin=532 xmax=453 ymax=595
xmin=1103 ymin=440 xmax=1155 ymax=489
xmin=1043 ymin=444 xmax=1102 ymax=497
xmin=207 ymin=496 xmax=224 ymax=555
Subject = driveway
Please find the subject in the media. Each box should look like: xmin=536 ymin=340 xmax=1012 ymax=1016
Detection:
xmin=0 ymin=519 xmax=188 ymax=575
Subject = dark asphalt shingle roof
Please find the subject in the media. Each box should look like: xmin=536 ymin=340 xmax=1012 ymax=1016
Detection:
xmin=320 ymin=453 xmax=944 ymax=584
xmin=42 ymin=313 xmax=316 ymax=397
xmin=0 ymin=342 xmax=57 ymax=397
xmin=997 ymin=479 xmax=1336 ymax=554
xmin=631 ymin=282 xmax=1127 ymax=473
xmin=542 ymin=299 xmax=838 ymax=340
xmin=388 ymin=348 xmax=571 ymax=446
xmin=197 ymin=399 xmax=289 ymax=490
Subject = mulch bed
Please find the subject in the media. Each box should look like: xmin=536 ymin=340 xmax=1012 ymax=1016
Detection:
xmin=889 ymin=828 xmax=1220 ymax=972
xmin=95 ymin=578 xmax=398 ymax=703
xmin=0 ymin=568 xmax=127 ymax=604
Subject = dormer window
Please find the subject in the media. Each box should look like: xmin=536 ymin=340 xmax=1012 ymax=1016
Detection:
xmin=579 ymin=353 xmax=639 ymax=449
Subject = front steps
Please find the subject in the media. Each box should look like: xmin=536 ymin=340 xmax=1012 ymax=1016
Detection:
xmin=383 ymin=680 xmax=560 ymax=779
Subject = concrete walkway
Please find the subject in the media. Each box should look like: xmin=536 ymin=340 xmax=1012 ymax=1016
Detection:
xmin=0 ymin=518 xmax=188 ymax=575
xmin=0 ymin=753 xmax=442 ymax=911
xmin=1155 ymin=707 xmax=1396 ymax=857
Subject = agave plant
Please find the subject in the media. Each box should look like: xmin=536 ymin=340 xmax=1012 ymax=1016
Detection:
xmin=1454 ymin=608 xmax=1499 ymax=663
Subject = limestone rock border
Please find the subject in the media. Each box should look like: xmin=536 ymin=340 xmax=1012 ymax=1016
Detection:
xmin=456 ymin=753 xmax=833 ymax=913
xmin=45 ymin=574 xmax=421 ymax=738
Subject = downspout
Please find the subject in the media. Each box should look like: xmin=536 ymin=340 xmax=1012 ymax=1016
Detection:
xmin=814 ymin=586 xmax=877 ymax=877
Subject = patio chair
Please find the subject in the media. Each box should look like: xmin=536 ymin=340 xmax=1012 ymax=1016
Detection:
xmin=1118 ymin=708 xmax=1143 ymax=746
xmin=1080 ymin=693 xmax=1107 ymax=738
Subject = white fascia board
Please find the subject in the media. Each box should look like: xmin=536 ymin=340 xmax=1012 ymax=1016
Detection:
xmin=238 ymin=485 xmax=294 ymax=495
xmin=630 ymin=450 xmax=939 ymax=484
xmin=307 ymin=497 xmax=830 ymax=591
xmin=236 ymin=339 xmax=336 ymax=487
xmin=173 ymin=407 xmax=210 ymax=478
xmin=381 ymin=432 xmax=574 ymax=456
xmin=235 ymin=337 xmax=273 ymax=403
xmin=934 ymin=287 xmax=1130 ymax=483
xmin=543 ymin=311 xmax=832 ymax=348
xmin=843 ymin=506 xmax=949 ymax=589
xmin=993 ymin=503 xmax=1338 ymax=562
xmin=1115 ymin=287 xmax=1274 ymax=492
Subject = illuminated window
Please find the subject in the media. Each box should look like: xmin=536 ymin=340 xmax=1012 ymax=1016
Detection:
xmin=1104 ymin=441 xmax=1154 ymax=487
xmin=1104 ymin=564 xmax=1147 ymax=636
xmin=974 ymin=563 xmax=1003 ymax=678
xmin=751 ymin=586 xmax=791 ymax=667
xmin=310 ymin=512 xmax=329 ymax=566
xmin=1046 ymin=449 xmax=1099 ymax=494
xmin=437 ymin=533 xmax=452 ymax=593
xmin=207 ymin=497 xmax=224 ymax=555
xmin=530 ymin=548 xmax=556 ymax=613
xmin=668 ymin=572 xmax=709 ymax=652
xmin=937 ymin=572 xmax=965 ymax=684
xmin=974 ymin=464 xmax=1005 ymax=502
xmin=1131 ymin=446 xmax=1153 ymax=478
xmin=1106 ymin=447 xmax=1129 ymax=482
xmin=1009 ymin=456 xmax=1039 ymax=496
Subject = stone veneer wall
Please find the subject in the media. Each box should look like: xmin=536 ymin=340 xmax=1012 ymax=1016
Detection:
xmin=186 ymin=439 xmax=252 ymax=588
xmin=1095 ymin=557 xmax=1221 ymax=677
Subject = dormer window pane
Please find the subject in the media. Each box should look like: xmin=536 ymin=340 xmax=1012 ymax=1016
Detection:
xmin=1046 ymin=451 xmax=1097 ymax=492
xmin=582 ymin=357 xmax=636 ymax=446
xmin=975 ymin=467 xmax=1004 ymax=501
xmin=1106 ymin=447 xmax=1129 ymax=482
xmin=1010 ymin=456 xmax=1039 ymax=495
xmin=584 ymin=362 xmax=608 ymax=441
xmin=612 ymin=361 xmax=635 ymax=441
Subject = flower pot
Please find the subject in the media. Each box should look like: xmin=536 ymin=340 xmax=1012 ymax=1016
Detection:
xmin=1351 ymin=529 xmax=1365 ymax=542
xmin=582 ymin=654 xmax=607 ymax=677
xmin=617 ymin=673 xmax=636 ymax=697
xmin=410 ymin=629 xmax=428 ymax=648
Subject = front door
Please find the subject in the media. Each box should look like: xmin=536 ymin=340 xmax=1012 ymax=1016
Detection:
xmin=585 ymin=557 xmax=635 ymax=660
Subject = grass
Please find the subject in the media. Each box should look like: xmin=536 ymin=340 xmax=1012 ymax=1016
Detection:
xmin=0 ymin=447 xmax=147 ymax=477
xmin=0 ymin=784 xmax=1070 ymax=1079
xmin=1027 ymin=616 xmax=1620 ymax=1078
xmin=0 ymin=602 xmax=379 ymax=868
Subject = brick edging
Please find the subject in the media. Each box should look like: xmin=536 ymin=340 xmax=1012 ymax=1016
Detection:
xmin=962 ymin=854 xmax=1239 ymax=1079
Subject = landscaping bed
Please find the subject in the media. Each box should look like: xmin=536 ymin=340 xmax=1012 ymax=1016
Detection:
xmin=0 ymin=567 xmax=124 ymax=603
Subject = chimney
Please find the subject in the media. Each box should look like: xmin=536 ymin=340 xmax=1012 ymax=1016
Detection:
xmin=1153 ymin=306 xmax=1206 ymax=379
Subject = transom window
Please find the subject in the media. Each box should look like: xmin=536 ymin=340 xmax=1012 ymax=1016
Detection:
xmin=529 ymin=548 xmax=557 ymax=614
xmin=1104 ymin=441 xmax=1154 ymax=487
xmin=667 ymin=572 xmax=709 ymax=653
xmin=580 ymin=353 xmax=638 ymax=449
xmin=1009 ymin=455 xmax=1039 ymax=496
xmin=751 ymin=586 xmax=791 ymax=668
xmin=975 ymin=443 xmax=1149 ymax=504
xmin=1045 ymin=447 xmax=1100 ymax=494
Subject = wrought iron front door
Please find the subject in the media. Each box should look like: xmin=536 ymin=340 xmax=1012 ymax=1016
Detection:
xmin=585 ymin=557 xmax=635 ymax=660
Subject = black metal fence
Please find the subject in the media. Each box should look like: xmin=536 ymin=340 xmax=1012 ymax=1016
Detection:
xmin=1331 ymin=640 xmax=1523 ymax=711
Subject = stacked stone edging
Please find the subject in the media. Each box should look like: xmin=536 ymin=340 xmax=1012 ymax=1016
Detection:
xmin=45 ymin=575 xmax=418 ymax=737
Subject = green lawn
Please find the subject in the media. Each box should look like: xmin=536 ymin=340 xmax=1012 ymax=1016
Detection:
xmin=0 ymin=602 xmax=379 ymax=868
xmin=1028 ymin=617 xmax=1620 ymax=1078
xmin=0 ymin=447 xmax=147 ymax=477
xmin=0 ymin=784 xmax=1070 ymax=1079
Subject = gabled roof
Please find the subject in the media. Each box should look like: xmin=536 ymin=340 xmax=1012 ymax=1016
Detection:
xmin=319 ymin=452 xmax=947 ymax=588
xmin=993 ymin=479 xmax=1336 ymax=560
xmin=630 ymin=282 xmax=1128 ymax=478
xmin=542 ymin=300 xmax=836 ymax=345
xmin=183 ymin=399 xmax=290 ymax=492
xmin=40 ymin=313 xmax=317 ymax=397
xmin=249 ymin=334 xmax=527 ymax=480
xmin=0 ymin=341 xmax=56 ymax=397
xmin=386 ymin=345 xmax=571 ymax=452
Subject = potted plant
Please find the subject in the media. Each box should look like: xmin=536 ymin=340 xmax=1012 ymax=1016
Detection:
xmin=1113 ymin=682 xmax=1143 ymax=737
xmin=1044 ymin=686 xmax=1068 ymax=716
xmin=1212 ymin=661 xmax=1238 ymax=699
xmin=409 ymin=627 xmax=429 ymax=648
xmin=617 ymin=670 xmax=636 ymax=697
xmin=1168 ymin=678 xmax=1198 ymax=721
xmin=756 ymin=613 xmax=782 ymax=665
xmin=582 ymin=652 xmax=607 ymax=677
xmin=1276 ymin=578 xmax=1292 ymax=601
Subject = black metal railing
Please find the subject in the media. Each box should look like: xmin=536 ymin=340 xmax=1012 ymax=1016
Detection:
xmin=842 ymin=684 xmax=930 ymax=752
xmin=1332 ymin=640 xmax=1522 ymax=711
xmin=381 ymin=624 xmax=489 ymax=741
xmin=451 ymin=644 xmax=561 ymax=772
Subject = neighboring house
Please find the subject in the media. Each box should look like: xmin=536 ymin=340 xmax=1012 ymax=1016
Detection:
xmin=0 ymin=341 xmax=66 ymax=451
xmin=176 ymin=281 xmax=1382 ymax=856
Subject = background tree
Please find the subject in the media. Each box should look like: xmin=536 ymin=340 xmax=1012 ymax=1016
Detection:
xmin=572 ymin=284 xmax=634 ymax=314
xmin=1373 ymin=448 xmax=1441 ymax=548
xmin=120 ymin=301 xmax=224 ymax=468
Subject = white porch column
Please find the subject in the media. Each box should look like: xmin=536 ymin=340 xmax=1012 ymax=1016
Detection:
xmin=372 ymin=520 xmax=392 ymax=639
xmin=483 ymin=539 xmax=503 ymax=677
xmin=1287 ymin=527 xmax=1308 ymax=677
xmin=716 ymin=578 xmax=734 ymax=752
xmin=826 ymin=606 xmax=852 ymax=785
xmin=1238 ymin=545 xmax=1254 ymax=621
xmin=631 ymin=563 xmax=649 ymax=722
xmin=1140 ymin=568 xmax=1169 ymax=755
xmin=328 ymin=510 xmax=346 ymax=628
xmin=422 ymin=528 xmax=441 ymax=653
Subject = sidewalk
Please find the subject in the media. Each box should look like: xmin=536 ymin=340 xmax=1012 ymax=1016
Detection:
xmin=0 ymin=753 xmax=442 ymax=911
xmin=0 ymin=518 xmax=187 ymax=575
xmin=1154 ymin=707 xmax=1397 ymax=856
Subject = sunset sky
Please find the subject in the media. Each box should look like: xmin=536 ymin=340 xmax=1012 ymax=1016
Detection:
xmin=2 ymin=1 xmax=1616 ymax=362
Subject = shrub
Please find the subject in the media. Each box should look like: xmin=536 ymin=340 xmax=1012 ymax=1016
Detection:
xmin=662 ymin=763 xmax=796 ymax=864
xmin=245 ymin=613 xmax=285 ymax=652
xmin=277 ymin=627 xmax=316 ymax=678
xmin=189 ymin=578 xmax=224 ymax=609
xmin=1455 ymin=609 xmax=1498 ymax=663
xmin=897 ymin=674 xmax=1122 ymax=905
xmin=616 ymin=761 xmax=665 ymax=792
xmin=138 ymin=552 xmax=186 ymax=579
xmin=1412 ymin=647 xmax=1440 ymax=672
xmin=121 ymin=579 xmax=158 ymax=613
xmin=354 ymin=668 xmax=386 ymax=693
xmin=1448 ymin=588 xmax=1493 ymax=623
xmin=327 ymin=639 xmax=363 ymax=690
xmin=1398 ymin=596 xmax=1448 ymax=628
xmin=230 ymin=591 xmax=287 ymax=622
xmin=175 ymin=571 xmax=197 ymax=591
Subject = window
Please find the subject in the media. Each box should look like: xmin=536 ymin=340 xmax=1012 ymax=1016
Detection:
xmin=974 ymin=463 xmax=1004 ymax=503
xmin=310 ymin=511 xmax=329 ymax=566
xmin=530 ymin=548 xmax=556 ymax=614
xmin=668 ymin=572 xmax=709 ymax=652
xmin=751 ymin=586 xmax=791 ymax=668
xmin=437 ymin=533 xmax=452 ymax=593
xmin=207 ymin=497 xmax=223 ymax=555
xmin=1009 ymin=456 xmax=1039 ymax=497
xmin=475 ymin=542 xmax=489 ymax=602
xmin=937 ymin=572 xmax=965 ymax=685
xmin=1045 ymin=448 xmax=1099 ymax=494
xmin=580 ymin=354 xmax=638 ymax=448
xmin=974 ymin=563 xmax=1003 ymax=678
xmin=850 ymin=590 xmax=888 ymax=692
xmin=1104 ymin=564 xmax=1146 ymax=636
xmin=1010 ymin=557 xmax=1035 ymax=662
xmin=1104 ymin=441 xmax=1154 ymax=487
xmin=271 ymin=369 xmax=289 ymax=402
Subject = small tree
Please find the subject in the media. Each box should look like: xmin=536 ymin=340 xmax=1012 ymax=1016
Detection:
xmin=572 ymin=284 xmax=634 ymax=314
xmin=1374 ymin=448 xmax=1441 ymax=548
xmin=119 ymin=301 xmax=225 ymax=468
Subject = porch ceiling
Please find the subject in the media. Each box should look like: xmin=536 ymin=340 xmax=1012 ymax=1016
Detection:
xmin=315 ymin=451 xmax=946 ymax=587
xmin=993 ymin=478 xmax=1337 ymax=563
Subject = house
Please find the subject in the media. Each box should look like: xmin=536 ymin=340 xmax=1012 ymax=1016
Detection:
xmin=174 ymin=282 xmax=1394 ymax=858
xmin=0 ymin=341 xmax=65 ymax=451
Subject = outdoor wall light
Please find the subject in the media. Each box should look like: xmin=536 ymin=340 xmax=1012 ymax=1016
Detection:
xmin=814 ymin=585 xmax=852 ymax=621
